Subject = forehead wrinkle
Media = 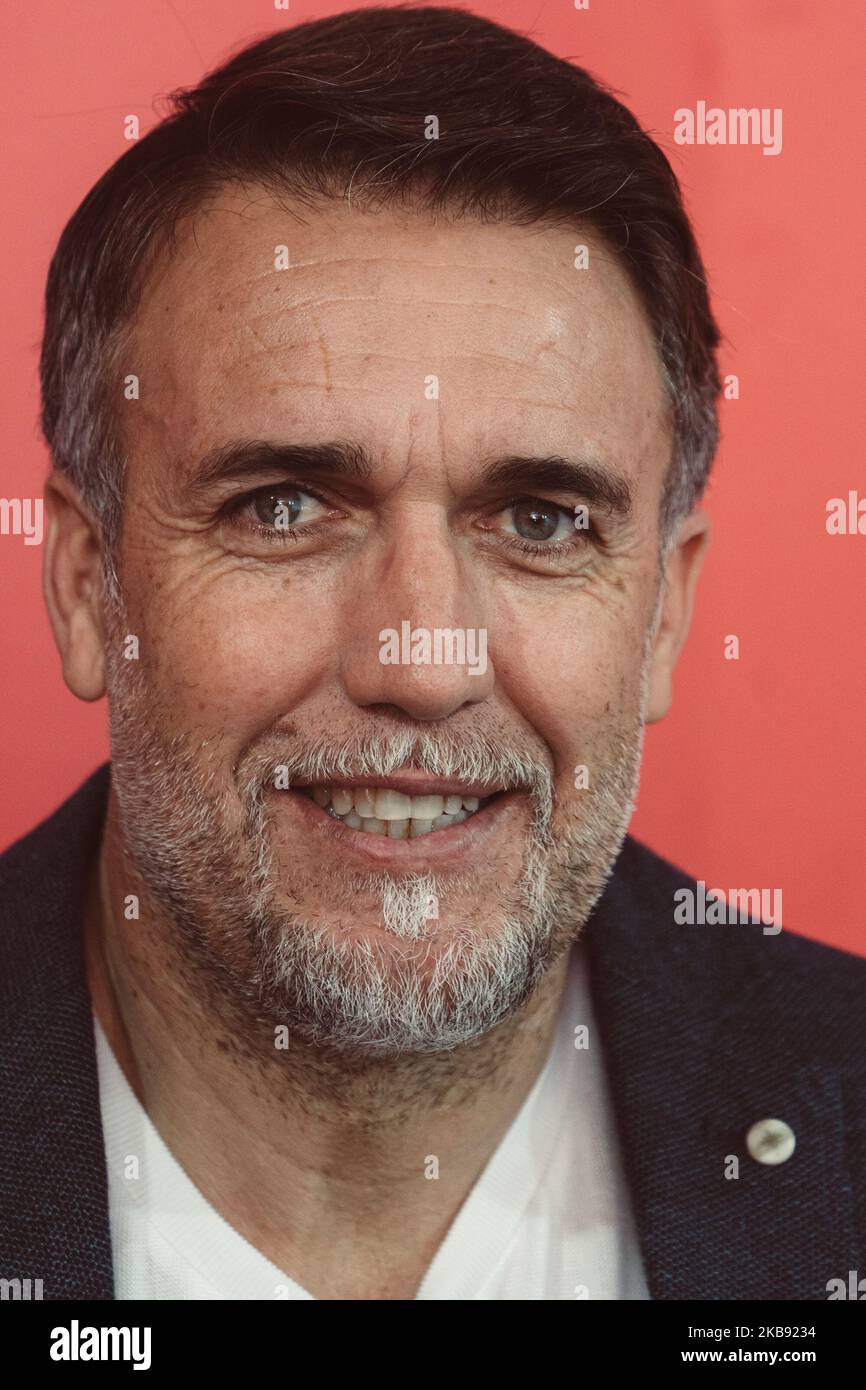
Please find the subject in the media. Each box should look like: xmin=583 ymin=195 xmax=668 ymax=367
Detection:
xmin=137 ymin=186 xmax=654 ymax=348
xmin=122 ymin=201 xmax=670 ymax=503
xmin=148 ymin=218 xmax=630 ymax=332
xmin=225 ymin=301 xmax=611 ymax=388
xmin=229 ymin=275 xmax=618 ymax=341
xmin=136 ymin=218 xmax=657 ymax=392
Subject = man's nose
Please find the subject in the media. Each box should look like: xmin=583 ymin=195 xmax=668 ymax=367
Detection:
xmin=337 ymin=517 xmax=494 ymax=722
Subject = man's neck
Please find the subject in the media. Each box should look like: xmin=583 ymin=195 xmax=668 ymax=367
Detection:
xmin=84 ymin=818 xmax=572 ymax=1299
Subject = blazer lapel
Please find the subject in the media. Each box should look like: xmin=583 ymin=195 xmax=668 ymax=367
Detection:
xmin=0 ymin=765 xmax=114 ymax=1299
xmin=584 ymin=839 xmax=858 ymax=1299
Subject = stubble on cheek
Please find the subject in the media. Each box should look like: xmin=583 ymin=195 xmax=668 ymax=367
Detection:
xmin=97 ymin=549 xmax=654 ymax=1061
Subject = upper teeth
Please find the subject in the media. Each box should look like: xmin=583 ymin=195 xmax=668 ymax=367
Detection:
xmin=303 ymin=785 xmax=483 ymax=837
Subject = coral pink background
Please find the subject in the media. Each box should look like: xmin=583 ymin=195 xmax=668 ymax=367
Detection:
xmin=1 ymin=0 xmax=863 ymax=951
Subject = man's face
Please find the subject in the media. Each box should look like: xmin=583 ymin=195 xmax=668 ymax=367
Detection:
xmin=92 ymin=188 xmax=679 ymax=1053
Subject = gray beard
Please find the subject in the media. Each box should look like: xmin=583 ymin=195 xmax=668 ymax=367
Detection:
xmin=104 ymin=639 xmax=646 ymax=1060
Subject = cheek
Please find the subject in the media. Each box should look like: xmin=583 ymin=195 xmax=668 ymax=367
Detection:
xmin=493 ymin=597 xmax=647 ymax=770
xmin=120 ymin=565 xmax=337 ymax=744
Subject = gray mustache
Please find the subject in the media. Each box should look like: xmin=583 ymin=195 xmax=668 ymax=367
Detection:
xmin=238 ymin=729 xmax=553 ymax=801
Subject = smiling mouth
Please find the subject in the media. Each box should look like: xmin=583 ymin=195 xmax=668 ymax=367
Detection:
xmin=292 ymin=784 xmax=495 ymax=838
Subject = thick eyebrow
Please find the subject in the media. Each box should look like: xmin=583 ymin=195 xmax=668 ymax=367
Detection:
xmin=182 ymin=438 xmax=632 ymax=520
xmin=477 ymin=454 xmax=633 ymax=519
xmin=182 ymin=439 xmax=375 ymax=499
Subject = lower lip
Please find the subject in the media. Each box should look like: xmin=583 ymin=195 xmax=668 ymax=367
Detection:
xmin=270 ymin=789 xmax=520 ymax=865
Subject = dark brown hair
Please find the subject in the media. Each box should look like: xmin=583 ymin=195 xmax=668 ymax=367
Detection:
xmin=39 ymin=4 xmax=721 ymax=549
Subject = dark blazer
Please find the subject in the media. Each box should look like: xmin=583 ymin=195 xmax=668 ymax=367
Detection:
xmin=1 ymin=764 xmax=864 ymax=1300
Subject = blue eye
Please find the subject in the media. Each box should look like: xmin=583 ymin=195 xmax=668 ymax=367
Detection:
xmin=248 ymin=485 xmax=327 ymax=530
xmin=505 ymin=499 xmax=575 ymax=543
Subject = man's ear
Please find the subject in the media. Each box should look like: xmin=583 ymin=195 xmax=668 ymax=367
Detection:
xmin=645 ymin=507 xmax=711 ymax=723
xmin=42 ymin=471 xmax=109 ymax=702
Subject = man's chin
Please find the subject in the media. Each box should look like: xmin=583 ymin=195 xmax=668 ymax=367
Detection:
xmin=280 ymin=915 xmax=530 ymax=970
xmin=248 ymin=894 xmax=552 ymax=1056
xmin=262 ymin=889 xmax=514 ymax=950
